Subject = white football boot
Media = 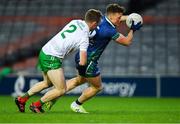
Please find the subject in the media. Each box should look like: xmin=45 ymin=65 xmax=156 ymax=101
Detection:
xmin=70 ymin=101 xmax=89 ymax=114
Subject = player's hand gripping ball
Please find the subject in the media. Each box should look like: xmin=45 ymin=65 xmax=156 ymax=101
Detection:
xmin=126 ymin=13 xmax=143 ymax=31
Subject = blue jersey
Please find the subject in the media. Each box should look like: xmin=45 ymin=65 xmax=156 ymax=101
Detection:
xmin=76 ymin=16 xmax=119 ymax=63
xmin=75 ymin=16 xmax=120 ymax=77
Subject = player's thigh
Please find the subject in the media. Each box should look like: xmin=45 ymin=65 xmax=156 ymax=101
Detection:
xmin=42 ymin=72 xmax=52 ymax=86
xmin=86 ymin=75 xmax=102 ymax=88
xmin=47 ymin=68 xmax=66 ymax=90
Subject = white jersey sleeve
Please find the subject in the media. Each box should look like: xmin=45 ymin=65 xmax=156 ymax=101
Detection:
xmin=79 ymin=31 xmax=89 ymax=51
xmin=42 ymin=20 xmax=89 ymax=58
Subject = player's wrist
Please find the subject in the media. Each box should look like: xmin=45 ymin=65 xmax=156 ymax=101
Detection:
xmin=76 ymin=64 xmax=87 ymax=76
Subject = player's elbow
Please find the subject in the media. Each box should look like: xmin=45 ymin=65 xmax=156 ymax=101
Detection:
xmin=120 ymin=39 xmax=132 ymax=46
xmin=116 ymin=37 xmax=132 ymax=46
xmin=123 ymin=40 xmax=132 ymax=46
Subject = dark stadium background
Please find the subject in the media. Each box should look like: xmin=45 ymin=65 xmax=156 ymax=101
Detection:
xmin=0 ymin=0 xmax=179 ymax=76
xmin=0 ymin=0 xmax=180 ymax=123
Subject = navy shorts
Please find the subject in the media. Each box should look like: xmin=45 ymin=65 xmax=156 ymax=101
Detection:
xmin=75 ymin=55 xmax=100 ymax=77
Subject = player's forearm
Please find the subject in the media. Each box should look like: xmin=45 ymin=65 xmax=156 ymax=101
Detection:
xmin=120 ymin=15 xmax=128 ymax=22
xmin=115 ymin=30 xmax=134 ymax=46
xmin=79 ymin=50 xmax=87 ymax=65
xmin=124 ymin=30 xmax=134 ymax=45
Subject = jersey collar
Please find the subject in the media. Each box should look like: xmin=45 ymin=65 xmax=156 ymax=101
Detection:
xmin=105 ymin=16 xmax=115 ymax=28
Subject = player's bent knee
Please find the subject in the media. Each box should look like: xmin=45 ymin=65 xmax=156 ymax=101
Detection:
xmin=94 ymin=86 xmax=103 ymax=92
xmin=43 ymin=81 xmax=52 ymax=88
xmin=75 ymin=77 xmax=85 ymax=85
xmin=100 ymin=86 xmax=104 ymax=91
xmin=55 ymin=88 xmax=66 ymax=96
xmin=98 ymin=86 xmax=103 ymax=92
xmin=61 ymin=88 xmax=66 ymax=95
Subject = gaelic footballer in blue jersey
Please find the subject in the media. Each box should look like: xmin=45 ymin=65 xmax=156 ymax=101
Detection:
xmin=45 ymin=3 xmax=142 ymax=113
xmin=75 ymin=16 xmax=125 ymax=77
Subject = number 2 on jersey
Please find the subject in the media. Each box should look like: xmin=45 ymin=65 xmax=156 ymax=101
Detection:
xmin=61 ymin=25 xmax=77 ymax=39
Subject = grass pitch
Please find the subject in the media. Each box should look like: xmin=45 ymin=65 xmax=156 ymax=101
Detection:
xmin=0 ymin=95 xmax=180 ymax=123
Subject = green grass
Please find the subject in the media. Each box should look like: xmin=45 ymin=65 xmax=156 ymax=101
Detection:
xmin=0 ymin=95 xmax=180 ymax=123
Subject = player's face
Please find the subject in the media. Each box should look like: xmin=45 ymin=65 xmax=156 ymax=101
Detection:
xmin=90 ymin=22 xmax=98 ymax=31
xmin=110 ymin=13 xmax=123 ymax=26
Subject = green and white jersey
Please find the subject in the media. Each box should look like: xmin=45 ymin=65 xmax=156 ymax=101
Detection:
xmin=42 ymin=20 xmax=89 ymax=58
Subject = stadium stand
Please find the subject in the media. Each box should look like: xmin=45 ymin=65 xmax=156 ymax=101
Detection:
xmin=0 ymin=0 xmax=179 ymax=76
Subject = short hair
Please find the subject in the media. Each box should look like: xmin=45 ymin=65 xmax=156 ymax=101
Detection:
xmin=85 ymin=9 xmax=102 ymax=24
xmin=106 ymin=3 xmax=125 ymax=15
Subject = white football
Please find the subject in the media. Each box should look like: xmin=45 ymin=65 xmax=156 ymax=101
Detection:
xmin=126 ymin=13 xmax=143 ymax=28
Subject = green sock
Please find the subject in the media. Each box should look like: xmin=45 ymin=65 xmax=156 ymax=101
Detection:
xmin=40 ymin=100 xmax=44 ymax=105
